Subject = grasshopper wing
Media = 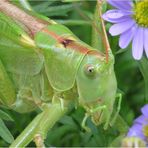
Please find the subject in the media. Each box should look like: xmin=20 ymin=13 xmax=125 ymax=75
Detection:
xmin=0 ymin=13 xmax=43 ymax=75
xmin=35 ymin=25 xmax=87 ymax=91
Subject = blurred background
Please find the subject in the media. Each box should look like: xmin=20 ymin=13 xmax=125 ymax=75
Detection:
xmin=0 ymin=0 xmax=145 ymax=147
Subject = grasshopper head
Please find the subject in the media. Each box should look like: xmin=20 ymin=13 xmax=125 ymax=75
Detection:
xmin=76 ymin=50 xmax=117 ymax=125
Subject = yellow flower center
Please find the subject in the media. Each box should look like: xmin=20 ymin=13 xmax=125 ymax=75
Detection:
xmin=134 ymin=0 xmax=148 ymax=27
xmin=143 ymin=124 xmax=148 ymax=140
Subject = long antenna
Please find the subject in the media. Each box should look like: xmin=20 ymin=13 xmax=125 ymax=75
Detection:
xmin=97 ymin=0 xmax=110 ymax=63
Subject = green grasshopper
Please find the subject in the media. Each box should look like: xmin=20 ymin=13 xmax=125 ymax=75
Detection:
xmin=0 ymin=0 xmax=121 ymax=147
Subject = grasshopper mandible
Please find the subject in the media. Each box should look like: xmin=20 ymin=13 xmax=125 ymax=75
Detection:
xmin=0 ymin=0 xmax=121 ymax=147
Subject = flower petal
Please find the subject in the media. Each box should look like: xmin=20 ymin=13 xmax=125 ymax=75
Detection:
xmin=144 ymin=29 xmax=148 ymax=58
xmin=107 ymin=0 xmax=133 ymax=10
xmin=141 ymin=104 xmax=148 ymax=118
xmin=109 ymin=19 xmax=135 ymax=36
xmin=102 ymin=9 xmax=132 ymax=23
xmin=132 ymin=27 xmax=144 ymax=60
xmin=134 ymin=115 xmax=146 ymax=124
xmin=127 ymin=124 xmax=145 ymax=141
xmin=119 ymin=24 xmax=137 ymax=48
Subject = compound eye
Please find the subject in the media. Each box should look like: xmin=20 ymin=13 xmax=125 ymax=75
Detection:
xmin=84 ymin=65 xmax=96 ymax=78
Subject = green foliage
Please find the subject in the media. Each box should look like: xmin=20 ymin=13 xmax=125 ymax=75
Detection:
xmin=0 ymin=110 xmax=13 ymax=121
xmin=0 ymin=0 xmax=146 ymax=147
xmin=28 ymin=0 xmax=80 ymax=17
xmin=0 ymin=109 xmax=14 ymax=144
xmin=0 ymin=118 xmax=14 ymax=144
xmin=139 ymin=57 xmax=148 ymax=102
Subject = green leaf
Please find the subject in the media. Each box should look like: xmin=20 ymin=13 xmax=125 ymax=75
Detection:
xmin=32 ymin=1 xmax=55 ymax=11
xmin=115 ymin=48 xmax=129 ymax=55
xmin=55 ymin=19 xmax=90 ymax=26
xmin=34 ymin=3 xmax=81 ymax=17
xmin=0 ymin=110 xmax=14 ymax=121
xmin=139 ymin=57 xmax=148 ymax=103
xmin=62 ymin=0 xmax=81 ymax=2
xmin=11 ymin=0 xmax=33 ymax=11
xmin=0 ymin=119 xmax=14 ymax=144
xmin=59 ymin=115 xmax=77 ymax=129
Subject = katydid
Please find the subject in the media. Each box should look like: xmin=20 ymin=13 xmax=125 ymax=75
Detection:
xmin=0 ymin=0 xmax=121 ymax=147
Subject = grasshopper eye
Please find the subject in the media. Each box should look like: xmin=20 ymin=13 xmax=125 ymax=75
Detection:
xmin=84 ymin=65 xmax=96 ymax=78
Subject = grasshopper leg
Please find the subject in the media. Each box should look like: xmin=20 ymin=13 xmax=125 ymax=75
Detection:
xmin=104 ymin=93 xmax=122 ymax=130
xmin=82 ymin=105 xmax=106 ymax=132
xmin=34 ymin=134 xmax=45 ymax=148
xmin=110 ymin=93 xmax=122 ymax=126
xmin=10 ymin=101 xmax=67 ymax=147
xmin=81 ymin=113 xmax=91 ymax=132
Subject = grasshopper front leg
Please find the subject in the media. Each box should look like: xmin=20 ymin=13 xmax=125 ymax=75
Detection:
xmin=103 ymin=93 xmax=122 ymax=130
xmin=110 ymin=93 xmax=122 ymax=126
xmin=10 ymin=100 xmax=67 ymax=147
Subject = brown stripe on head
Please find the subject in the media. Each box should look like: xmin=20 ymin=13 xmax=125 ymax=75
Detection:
xmin=87 ymin=50 xmax=105 ymax=60
xmin=61 ymin=39 xmax=105 ymax=60
xmin=41 ymin=28 xmax=90 ymax=54
xmin=41 ymin=28 xmax=105 ymax=60
xmin=61 ymin=39 xmax=90 ymax=54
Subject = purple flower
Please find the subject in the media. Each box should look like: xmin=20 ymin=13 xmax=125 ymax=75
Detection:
xmin=103 ymin=0 xmax=148 ymax=60
xmin=127 ymin=104 xmax=148 ymax=144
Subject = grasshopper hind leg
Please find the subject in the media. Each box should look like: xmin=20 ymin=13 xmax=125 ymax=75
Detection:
xmin=10 ymin=102 xmax=67 ymax=147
